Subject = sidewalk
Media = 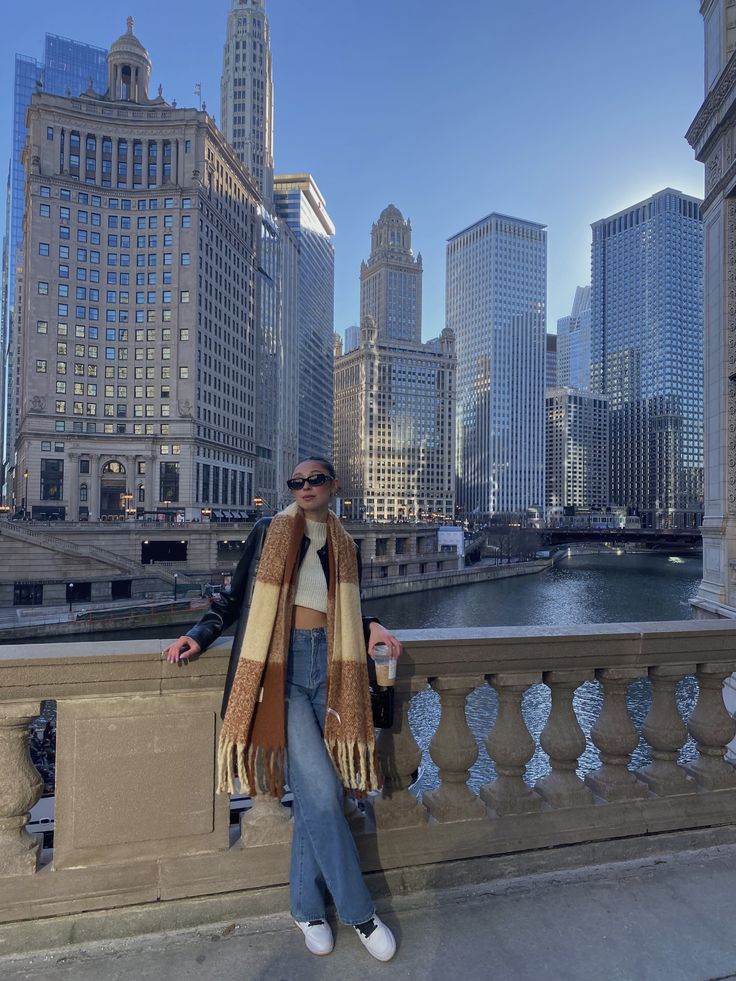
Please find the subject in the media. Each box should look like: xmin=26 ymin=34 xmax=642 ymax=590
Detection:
xmin=3 ymin=844 xmax=736 ymax=981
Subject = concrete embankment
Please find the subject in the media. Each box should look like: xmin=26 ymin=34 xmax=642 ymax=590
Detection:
xmin=0 ymin=601 xmax=205 ymax=643
xmin=361 ymin=557 xmax=553 ymax=600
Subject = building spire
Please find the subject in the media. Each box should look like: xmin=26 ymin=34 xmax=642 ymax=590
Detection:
xmin=126 ymin=15 xmax=134 ymax=33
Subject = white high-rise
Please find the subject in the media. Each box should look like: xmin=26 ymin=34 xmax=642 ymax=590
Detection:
xmin=545 ymin=388 xmax=608 ymax=512
xmin=221 ymin=0 xmax=304 ymax=508
xmin=220 ymin=0 xmax=274 ymax=205
xmin=447 ymin=213 xmax=547 ymax=518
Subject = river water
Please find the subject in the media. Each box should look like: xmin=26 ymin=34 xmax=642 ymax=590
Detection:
xmin=363 ymin=550 xmax=703 ymax=797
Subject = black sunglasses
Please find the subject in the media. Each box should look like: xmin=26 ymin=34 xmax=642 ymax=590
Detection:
xmin=287 ymin=473 xmax=333 ymax=491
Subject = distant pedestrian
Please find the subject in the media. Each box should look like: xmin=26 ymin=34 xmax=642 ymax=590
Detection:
xmin=164 ymin=456 xmax=401 ymax=962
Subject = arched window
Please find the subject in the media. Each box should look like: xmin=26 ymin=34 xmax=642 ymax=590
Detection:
xmin=80 ymin=483 xmax=88 ymax=502
xmin=102 ymin=461 xmax=126 ymax=475
xmin=138 ymin=483 xmax=145 ymax=504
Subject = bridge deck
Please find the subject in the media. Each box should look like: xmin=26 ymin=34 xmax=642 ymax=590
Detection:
xmin=3 ymin=840 xmax=734 ymax=981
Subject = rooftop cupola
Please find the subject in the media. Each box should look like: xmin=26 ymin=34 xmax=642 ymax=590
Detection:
xmin=107 ymin=17 xmax=152 ymax=103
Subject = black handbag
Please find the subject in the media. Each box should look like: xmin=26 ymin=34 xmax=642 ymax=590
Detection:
xmin=366 ymin=652 xmax=395 ymax=728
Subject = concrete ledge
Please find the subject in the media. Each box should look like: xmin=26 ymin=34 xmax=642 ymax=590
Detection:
xmin=1 ymin=825 xmax=735 ymax=959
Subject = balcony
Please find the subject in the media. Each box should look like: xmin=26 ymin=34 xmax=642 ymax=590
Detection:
xmin=2 ymin=620 xmax=736 ymax=962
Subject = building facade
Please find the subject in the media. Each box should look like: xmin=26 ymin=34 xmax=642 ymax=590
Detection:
xmin=545 ymin=387 xmax=608 ymax=513
xmin=590 ymin=188 xmax=704 ymax=529
xmin=333 ymin=318 xmax=455 ymax=522
xmin=343 ymin=324 xmax=359 ymax=354
xmin=360 ymin=205 xmax=422 ymax=345
xmin=220 ymin=0 xmax=274 ymax=205
xmin=557 ymin=284 xmax=592 ymax=391
xmin=687 ymin=0 xmax=736 ymax=616
xmin=3 ymin=35 xmax=107 ymax=500
xmin=273 ymin=174 xmax=335 ymax=462
xmin=546 ymin=332 xmax=557 ymax=389
xmin=252 ymin=207 xmax=298 ymax=511
xmin=13 ymin=20 xmax=260 ymax=521
xmin=446 ymin=212 xmax=547 ymax=518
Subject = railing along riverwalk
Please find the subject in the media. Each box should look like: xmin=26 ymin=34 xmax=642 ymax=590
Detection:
xmin=2 ymin=620 xmax=736 ymax=949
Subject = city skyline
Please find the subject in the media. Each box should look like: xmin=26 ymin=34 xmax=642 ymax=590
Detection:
xmin=0 ymin=1 xmax=704 ymax=343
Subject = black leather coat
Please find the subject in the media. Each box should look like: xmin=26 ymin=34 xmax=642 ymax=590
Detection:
xmin=186 ymin=517 xmax=379 ymax=718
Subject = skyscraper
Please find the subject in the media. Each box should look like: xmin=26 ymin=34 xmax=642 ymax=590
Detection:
xmin=546 ymin=333 xmax=557 ymax=389
xmin=343 ymin=324 xmax=359 ymax=354
xmin=3 ymin=34 xmax=107 ymax=495
xmin=220 ymin=0 xmax=274 ymax=205
xmin=545 ymin=387 xmax=608 ymax=513
xmin=360 ymin=205 xmax=422 ymax=344
xmin=13 ymin=20 xmax=259 ymax=520
xmin=591 ymin=188 xmax=703 ymax=529
xmin=333 ymin=319 xmax=456 ymax=523
xmin=221 ymin=0 xmax=296 ymax=508
xmin=447 ymin=213 xmax=547 ymax=517
xmin=557 ymin=285 xmax=592 ymax=391
xmin=273 ymin=174 xmax=335 ymax=462
xmin=334 ymin=208 xmax=455 ymax=522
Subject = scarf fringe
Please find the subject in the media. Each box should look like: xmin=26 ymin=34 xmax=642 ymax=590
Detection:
xmin=217 ymin=736 xmax=287 ymax=798
xmin=327 ymin=738 xmax=382 ymax=794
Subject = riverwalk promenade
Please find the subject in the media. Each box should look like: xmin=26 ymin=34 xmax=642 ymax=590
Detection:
xmin=2 ymin=840 xmax=736 ymax=980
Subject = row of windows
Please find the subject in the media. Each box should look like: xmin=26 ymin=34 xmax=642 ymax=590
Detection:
xmin=39 ymin=185 xmax=193 ymax=210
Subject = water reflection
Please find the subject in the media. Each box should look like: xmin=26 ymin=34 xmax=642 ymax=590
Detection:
xmin=364 ymin=551 xmax=702 ymax=630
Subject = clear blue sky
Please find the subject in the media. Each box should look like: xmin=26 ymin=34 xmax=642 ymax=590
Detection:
xmin=1 ymin=1 xmax=705 ymax=340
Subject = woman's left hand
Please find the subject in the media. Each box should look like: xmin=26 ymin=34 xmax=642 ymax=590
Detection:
xmin=368 ymin=622 xmax=402 ymax=660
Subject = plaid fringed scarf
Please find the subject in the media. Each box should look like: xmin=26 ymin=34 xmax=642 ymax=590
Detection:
xmin=217 ymin=501 xmax=381 ymax=798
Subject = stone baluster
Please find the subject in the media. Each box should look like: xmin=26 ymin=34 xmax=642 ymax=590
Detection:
xmin=535 ymin=671 xmax=594 ymax=808
xmin=585 ymin=669 xmax=648 ymax=802
xmin=481 ymin=672 xmax=544 ymax=816
xmin=424 ymin=676 xmax=485 ymax=822
xmin=684 ymin=663 xmax=736 ymax=790
xmin=240 ymin=749 xmax=291 ymax=848
xmin=374 ymin=688 xmax=427 ymax=829
xmin=637 ymin=666 xmax=695 ymax=796
xmin=0 ymin=701 xmax=44 ymax=875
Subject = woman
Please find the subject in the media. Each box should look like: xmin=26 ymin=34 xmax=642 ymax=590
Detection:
xmin=164 ymin=457 xmax=401 ymax=962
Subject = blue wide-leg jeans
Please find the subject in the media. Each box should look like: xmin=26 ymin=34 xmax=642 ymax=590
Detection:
xmin=286 ymin=627 xmax=375 ymax=925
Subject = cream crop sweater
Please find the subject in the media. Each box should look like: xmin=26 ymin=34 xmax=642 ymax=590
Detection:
xmin=293 ymin=518 xmax=328 ymax=613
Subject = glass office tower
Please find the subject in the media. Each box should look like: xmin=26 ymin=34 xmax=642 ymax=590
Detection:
xmin=447 ymin=213 xmax=547 ymax=518
xmin=591 ymin=188 xmax=704 ymax=528
xmin=557 ymin=285 xmax=592 ymax=392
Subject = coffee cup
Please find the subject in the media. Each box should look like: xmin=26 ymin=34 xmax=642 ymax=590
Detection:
xmin=372 ymin=643 xmax=396 ymax=687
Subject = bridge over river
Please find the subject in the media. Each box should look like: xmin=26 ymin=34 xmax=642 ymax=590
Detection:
xmin=540 ymin=527 xmax=702 ymax=549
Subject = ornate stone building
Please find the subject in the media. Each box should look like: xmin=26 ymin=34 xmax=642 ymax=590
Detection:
xmin=333 ymin=317 xmax=456 ymax=523
xmin=13 ymin=20 xmax=260 ymax=520
xmin=360 ymin=205 xmax=422 ymax=345
xmin=687 ymin=0 xmax=736 ymax=615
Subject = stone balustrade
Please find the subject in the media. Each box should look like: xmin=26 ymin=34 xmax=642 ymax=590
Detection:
xmin=2 ymin=620 xmax=736 ymax=950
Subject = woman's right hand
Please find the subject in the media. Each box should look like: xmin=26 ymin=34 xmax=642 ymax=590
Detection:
xmin=163 ymin=636 xmax=202 ymax=664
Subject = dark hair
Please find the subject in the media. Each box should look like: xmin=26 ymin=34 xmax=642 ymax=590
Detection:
xmin=300 ymin=456 xmax=336 ymax=479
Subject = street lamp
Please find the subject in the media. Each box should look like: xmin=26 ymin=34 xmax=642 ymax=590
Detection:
xmin=173 ymin=572 xmax=178 ymax=601
xmin=23 ymin=468 xmax=29 ymax=517
xmin=68 ymin=582 xmax=74 ymax=614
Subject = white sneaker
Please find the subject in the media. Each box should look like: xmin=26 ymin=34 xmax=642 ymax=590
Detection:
xmin=354 ymin=914 xmax=396 ymax=962
xmin=295 ymin=918 xmax=334 ymax=956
